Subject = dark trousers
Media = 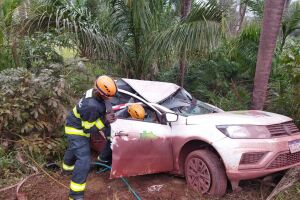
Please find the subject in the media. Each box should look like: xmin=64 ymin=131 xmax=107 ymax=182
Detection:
xmin=63 ymin=135 xmax=91 ymax=199
xmin=98 ymin=126 xmax=112 ymax=164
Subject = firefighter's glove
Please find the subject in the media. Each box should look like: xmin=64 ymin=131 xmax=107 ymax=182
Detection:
xmin=105 ymin=112 xmax=117 ymax=125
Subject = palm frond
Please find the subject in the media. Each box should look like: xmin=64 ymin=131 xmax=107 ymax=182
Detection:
xmin=242 ymin=0 xmax=264 ymax=19
xmin=110 ymin=0 xmax=131 ymax=40
xmin=150 ymin=1 xmax=222 ymax=56
xmin=232 ymin=23 xmax=260 ymax=76
xmin=1 ymin=0 xmax=22 ymax=26
xmin=110 ymin=0 xmax=160 ymax=40
xmin=108 ymin=0 xmax=167 ymax=77
xmin=183 ymin=0 xmax=223 ymax=23
xmin=282 ymin=2 xmax=300 ymax=37
xmin=17 ymin=0 xmax=121 ymax=60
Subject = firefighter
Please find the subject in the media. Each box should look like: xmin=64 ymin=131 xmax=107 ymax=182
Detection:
xmin=62 ymin=75 xmax=117 ymax=200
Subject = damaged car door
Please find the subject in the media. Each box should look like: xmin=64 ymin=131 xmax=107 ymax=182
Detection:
xmin=110 ymin=91 xmax=174 ymax=178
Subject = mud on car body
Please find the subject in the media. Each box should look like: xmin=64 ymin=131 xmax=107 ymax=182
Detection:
xmin=91 ymin=78 xmax=300 ymax=197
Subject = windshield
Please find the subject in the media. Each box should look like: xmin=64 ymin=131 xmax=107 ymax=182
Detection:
xmin=171 ymin=100 xmax=221 ymax=116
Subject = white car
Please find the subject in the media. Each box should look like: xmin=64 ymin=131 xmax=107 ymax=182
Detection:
xmin=91 ymin=79 xmax=300 ymax=197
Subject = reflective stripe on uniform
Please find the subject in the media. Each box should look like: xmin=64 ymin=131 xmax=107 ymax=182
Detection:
xmin=65 ymin=126 xmax=90 ymax=137
xmin=82 ymin=120 xmax=95 ymax=129
xmin=62 ymin=163 xmax=74 ymax=171
xmin=95 ymin=118 xmax=105 ymax=129
xmin=82 ymin=118 xmax=105 ymax=130
xmin=70 ymin=181 xmax=86 ymax=192
xmin=73 ymin=106 xmax=81 ymax=119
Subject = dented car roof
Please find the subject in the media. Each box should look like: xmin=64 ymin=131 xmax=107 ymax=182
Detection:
xmin=117 ymin=78 xmax=180 ymax=103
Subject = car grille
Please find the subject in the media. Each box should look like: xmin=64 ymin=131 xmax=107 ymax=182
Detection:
xmin=267 ymin=121 xmax=299 ymax=137
xmin=240 ymin=152 xmax=267 ymax=165
xmin=267 ymin=151 xmax=300 ymax=169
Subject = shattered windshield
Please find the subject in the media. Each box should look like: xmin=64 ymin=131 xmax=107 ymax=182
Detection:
xmin=171 ymin=100 xmax=219 ymax=116
xmin=116 ymin=79 xmax=222 ymax=116
xmin=160 ymin=88 xmax=222 ymax=116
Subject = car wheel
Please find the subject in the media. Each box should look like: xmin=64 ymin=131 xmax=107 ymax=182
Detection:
xmin=184 ymin=149 xmax=227 ymax=197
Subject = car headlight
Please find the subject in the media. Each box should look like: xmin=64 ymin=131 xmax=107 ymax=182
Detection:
xmin=216 ymin=125 xmax=271 ymax=139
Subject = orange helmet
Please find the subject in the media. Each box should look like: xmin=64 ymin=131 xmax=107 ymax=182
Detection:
xmin=94 ymin=75 xmax=117 ymax=97
xmin=128 ymin=104 xmax=145 ymax=120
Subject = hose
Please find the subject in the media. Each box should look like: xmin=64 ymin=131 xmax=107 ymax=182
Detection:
xmin=92 ymin=162 xmax=142 ymax=200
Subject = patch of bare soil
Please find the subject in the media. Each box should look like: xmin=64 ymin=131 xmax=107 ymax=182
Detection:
xmin=0 ymin=171 xmax=295 ymax=200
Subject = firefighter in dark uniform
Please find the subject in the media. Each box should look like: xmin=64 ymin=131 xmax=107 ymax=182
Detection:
xmin=62 ymin=75 xmax=117 ymax=200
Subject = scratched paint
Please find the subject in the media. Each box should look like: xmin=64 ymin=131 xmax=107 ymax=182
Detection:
xmin=110 ymin=136 xmax=173 ymax=178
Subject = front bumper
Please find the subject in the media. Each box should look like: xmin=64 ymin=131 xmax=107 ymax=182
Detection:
xmin=213 ymin=133 xmax=300 ymax=181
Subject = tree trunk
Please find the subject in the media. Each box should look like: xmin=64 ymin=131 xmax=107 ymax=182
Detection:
xmin=180 ymin=0 xmax=192 ymax=17
xmin=251 ymin=0 xmax=286 ymax=110
xmin=236 ymin=1 xmax=247 ymax=33
xmin=178 ymin=0 xmax=192 ymax=87
xmin=11 ymin=37 xmax=20 ymax=67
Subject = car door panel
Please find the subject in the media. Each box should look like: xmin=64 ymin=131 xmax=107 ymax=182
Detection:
xmin=110 ymin=119 xmax=173 ymax=178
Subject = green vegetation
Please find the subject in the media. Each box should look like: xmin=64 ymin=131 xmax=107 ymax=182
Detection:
xmin=274 ymin=181 xmax=300 ymax=200
xmin=0 ymin=66 xmax=71 ymax=137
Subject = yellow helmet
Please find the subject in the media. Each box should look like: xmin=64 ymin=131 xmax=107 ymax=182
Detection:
xmin=128 ymin=104 xmax=145 ymax=120
xmin=94 ymin=75 xmax=117 ymax=97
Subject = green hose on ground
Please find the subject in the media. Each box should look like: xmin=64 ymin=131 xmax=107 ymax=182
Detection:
xmin=92 ymin=162 xmax=142 ymax=200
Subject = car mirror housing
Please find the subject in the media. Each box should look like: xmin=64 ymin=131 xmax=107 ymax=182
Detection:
xmin=165 ymin=113 xmax=178 ymax=122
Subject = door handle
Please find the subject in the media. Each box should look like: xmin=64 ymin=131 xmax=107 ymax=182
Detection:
xmin=115 ymin=131 xmax=129 ymax=137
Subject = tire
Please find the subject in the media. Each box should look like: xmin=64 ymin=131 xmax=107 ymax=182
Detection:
xmin=184 ymin=149 xmax=227 ymax=197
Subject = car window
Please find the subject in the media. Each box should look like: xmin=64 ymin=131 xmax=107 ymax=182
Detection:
xmin=171 ymin=100 xmax=216 ymax=116
xmin=112 ymin=93 xmax=160 ymax=124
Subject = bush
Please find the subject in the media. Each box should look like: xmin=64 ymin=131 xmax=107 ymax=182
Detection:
xmin=0 ymin=147 xmax=29 ymax=187
xmin=20 ymin=33 xmax=64 ymax=70
xmin=0 ymin=65 xmax=72 ymax=137
xmin=16 ymin=134 xmax=67 ymax=163
xmin=267 ymin=39 xmax=300 ymax=126
xmin=158 ymin=56 xmax=250 ymax=111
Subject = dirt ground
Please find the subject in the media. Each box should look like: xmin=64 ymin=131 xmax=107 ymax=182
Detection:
xmin=2 ymin=169 xmax=297 ymax=200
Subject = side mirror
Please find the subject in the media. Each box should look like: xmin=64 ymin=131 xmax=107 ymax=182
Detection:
xmin=165 ymin=113 xmax=178 ymax=122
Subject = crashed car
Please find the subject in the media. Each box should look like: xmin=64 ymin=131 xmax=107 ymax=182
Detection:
xmin=91 ymin=78 xmax=300 ymax=197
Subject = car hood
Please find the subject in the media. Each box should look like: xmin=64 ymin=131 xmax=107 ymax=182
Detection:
xmin=186 ymin=110 xmax=292 ymax=126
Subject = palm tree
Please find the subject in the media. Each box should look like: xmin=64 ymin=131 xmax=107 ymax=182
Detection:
xmin=18 ymin=0 xmax=119 ymax=59
xmin=178 ymin=0 xmax=192 ymax=87
xmin=106 ymin=0 xmax=223 ymax=79
xmin=151 ymin=1 xmax=223 ymax=79
xmin=18 ymin=0 xmax=222 ymax=79
xmin=251 ymin=0 xmax=286 ymax=110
